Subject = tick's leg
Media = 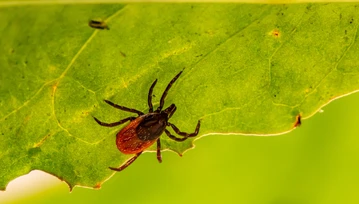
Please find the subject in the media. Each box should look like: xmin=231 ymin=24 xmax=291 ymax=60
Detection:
xmin=148 ymin=79 xmax=157 ymax=113
xmin=104 ymin=100 xmax=144 ymax=115
xmin=109 ymin=152 xmax=143 ymax=171
xmin=167 ymin=104 xmax=177 ymax=119
xmin=156 ymin=139 xmax=162 ymax=163
xmin=157 ymin=71 xmax=183 ymax=112
xmin=168 ymin=120 xmax=201 ymax=137
xmin=164 ymin=129 xmax=188 ymax=142
xmin=93 ymin=116 xmax=136 ymax=127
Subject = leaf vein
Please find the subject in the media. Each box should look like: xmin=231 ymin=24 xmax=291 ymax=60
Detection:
xmin=0 ymin=80 xmax=55 ymax=122
xmin=51 ymin=6 xmax=128 ymax=144
xmin=67 ymin=77 xmax=96 ymax=95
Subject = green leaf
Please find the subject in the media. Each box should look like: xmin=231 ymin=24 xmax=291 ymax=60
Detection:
xmin=1 ymin=3 xmax=359 ymax=190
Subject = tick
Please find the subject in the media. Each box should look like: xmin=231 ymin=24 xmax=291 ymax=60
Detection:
xmin=93 ymin=71 xmax=201 ymax=171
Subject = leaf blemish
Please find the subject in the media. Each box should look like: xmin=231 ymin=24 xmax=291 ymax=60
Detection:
xmin=89 ymin=19 xmax=109 ymax=30
xmin=28 ymin=147 xmax=41 ymax=157
xmin=294 ymin=115 xmax=301 ymax=127
xmin=94 ymin=183 xmax=101 ymax=189
xmin=120 ymin=51 xmax=126 ymax=57
xmin=270 ymin=29 xmax=281 ymax=38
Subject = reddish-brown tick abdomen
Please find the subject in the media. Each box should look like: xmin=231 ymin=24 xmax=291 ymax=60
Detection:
xmin=116 ymin=116 xmax=157 ymax=154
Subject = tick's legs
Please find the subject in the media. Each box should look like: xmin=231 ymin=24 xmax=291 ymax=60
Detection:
xmin=168 ymin=120 xmax=201 ymax=137
xmin=156 ymin=71 xmax=183 ymax=112
xmin=148 ymin=79 xmax=157 ymax=113
xmin=156 ymin=139 xmax=162 ymax=163
xmin=164 ymin=129 xmax=188 ymax=142
xmin=109 ymin=152 xmax=143 ymax=171
xmin=104 ymin=100 xmax=144 ymax=115
xmin=93 ymin=116 xmax=136 ymax=127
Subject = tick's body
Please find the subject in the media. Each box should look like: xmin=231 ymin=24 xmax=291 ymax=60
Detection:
xmin=93 ymin=71 xmax=200 ymax=171
xmin=117 ymin=113 xmax=167 ymax=154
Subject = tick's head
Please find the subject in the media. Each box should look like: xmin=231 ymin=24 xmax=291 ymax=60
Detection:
xmin=163 ymin=104 xmax=177 ymax=119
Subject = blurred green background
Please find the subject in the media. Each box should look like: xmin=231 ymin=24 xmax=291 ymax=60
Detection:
xmin=2 ymin=91 xmax=357 ymax=203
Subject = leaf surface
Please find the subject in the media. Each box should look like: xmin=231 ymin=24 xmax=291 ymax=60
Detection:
xmin=1 ymin=3 xmax=359 ymax=190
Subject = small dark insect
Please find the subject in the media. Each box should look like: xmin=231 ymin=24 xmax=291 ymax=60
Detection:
xmin=93 ymin=71 xmax=200 ymax=171
xmin=88 ymin=20 xmax=109 ymax=30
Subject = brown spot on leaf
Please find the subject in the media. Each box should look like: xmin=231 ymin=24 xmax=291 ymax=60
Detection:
xmin=294 ymin=114 xmax=301 ymax=127
xmin=94 ymin=183 xmax=101 ymax=189
xmin=270 ymin=29 xmax=281 ymax=38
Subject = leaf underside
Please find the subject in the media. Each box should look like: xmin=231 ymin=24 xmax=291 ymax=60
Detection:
xmin=1 ymin=3 xmax=359 ymax=190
